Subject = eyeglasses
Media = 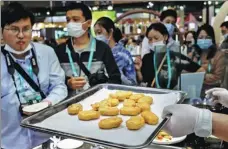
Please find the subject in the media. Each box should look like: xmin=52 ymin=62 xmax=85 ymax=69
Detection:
xmin=4 ymin=27 xmax=32 ymax=35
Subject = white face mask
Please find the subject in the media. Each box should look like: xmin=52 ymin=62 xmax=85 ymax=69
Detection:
xmin=67 ymin=22 xmax=87 ymax=38
xmin=149 ymin=41 xmax=165 ymax=52
xmin=4 ymin=43 xmax=32 ymax=55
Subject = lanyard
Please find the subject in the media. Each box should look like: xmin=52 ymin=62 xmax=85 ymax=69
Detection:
xmin=66 ymin=38 xmax=96 ymax=77
xmin=18 ymin=64 xmax=33 ymax=96
xmin=198 ymin=60 xmax=212 ymax=73
xmin=153 ymin=49 xmax=172 ymax=89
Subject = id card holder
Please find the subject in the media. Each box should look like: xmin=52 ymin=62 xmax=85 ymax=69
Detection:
xmin=24 ymin=92 xmax=42 ymax=105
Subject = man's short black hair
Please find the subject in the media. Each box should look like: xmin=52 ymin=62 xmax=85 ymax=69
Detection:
xmin=1 ymin=2 xmax=35 ymax=29
xmin=66 ymin=2 xmax=92 ymax=21
xmin=220 ymin=21 xmax=228 ymax=28
xmin=160 ymin=9 xmax=177 ymax=23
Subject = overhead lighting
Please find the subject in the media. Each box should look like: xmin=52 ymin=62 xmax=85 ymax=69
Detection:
xmin=163 ymin=6 xmax=168 ymax=10
xmin=215 ymin=1 xmax=219 ymax=5
xmin=46 ymin=11 xmax=50 ymax=15
xmin=147 ymin=5 xmax=150 ymax=9
xmin=107 ymin=5 xmax=113 ymax=10
xmin=180 ymin=6 xmax=184 ymax=10
xmin=208 ymin=1 xmax=212 ymax=5
xmin=92 ymin=6 xmax=98 ymax=11
xmin=199 ymin=16 xmax=202 ymax=19
xmin=204 ymin=2 xmax=207 ymax=5
xmin=148 ymin=2 xmax=154 ymax=7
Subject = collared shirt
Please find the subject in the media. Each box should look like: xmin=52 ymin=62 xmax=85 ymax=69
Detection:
xmin=112 ymin=43 xmax=137 ymax=85
xmin=1 ymin=42 xmax=68 ymax=149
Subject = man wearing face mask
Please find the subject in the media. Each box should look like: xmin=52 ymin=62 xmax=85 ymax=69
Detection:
xmin=55 ymin=2 xmax=121 ymax=95
xmin=1 ymin=2 xmax=67 ymax=149
xmin=220 ymin=21 xmax=228 ymax=51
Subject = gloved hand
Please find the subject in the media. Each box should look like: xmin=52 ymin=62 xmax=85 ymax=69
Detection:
xmin=205 ymin=88 xmax=228 ymax=108
xmin=162 ymin=104 xmax=212 ymax=137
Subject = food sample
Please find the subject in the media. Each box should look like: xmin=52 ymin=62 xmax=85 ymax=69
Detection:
xmin=91 ymin=102 xmax=100 ymax=111
xmin=99 ymin=107 xmax=119 ymax=116
xmin=156 ymin=130 xmax=173 ymax=141
xmin=67 ymin=103 xmax=83 ymax=115
xmin=120 ymin=107 xmax=141 ymax=116
xmin=109 ymin=93 xmax=118 ymax=99
xmin=115 ymin=91 xmax=133 ymax=101
xmin=129 ymin=94 xmax=145 ymax=102
xmin=78 ymin=110 xmax=100 ymax=121
xmin=108 ymin=98 xmax=119 ymax=107
xmin=141 ymin=111 xmax=159 ymax=125
xmin=123 ymin=99 xmax=136 ymax=107
xmin=137 ymin=96 xmax=153 ymax=105
xmin=99 ymin=99 xmax=111 ymax=108
xmin=136 ymin=102 xmax=151 ymax=112
xmin=126 ymin=116 xmax=145 ymax=130
xmin=99 ymin=117 xmax=123 ymax=129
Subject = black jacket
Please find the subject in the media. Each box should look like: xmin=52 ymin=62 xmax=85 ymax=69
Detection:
xmin=54 ymin=38 xmax=121 ymax=90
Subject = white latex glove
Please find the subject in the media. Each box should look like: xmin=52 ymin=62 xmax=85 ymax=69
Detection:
xmin=205 ymin=88 xmax=228 ymax=108
xmin=162 ymin=104 xmax=212 ymax=137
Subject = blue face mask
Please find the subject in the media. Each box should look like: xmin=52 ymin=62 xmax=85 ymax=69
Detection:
xmin=164 ymin=23 xmax=175 ymax=36
xmin=96 ymin=34 xmax=109 ymax=44
xmin=197 ymin=39 xmax=213 ymax=50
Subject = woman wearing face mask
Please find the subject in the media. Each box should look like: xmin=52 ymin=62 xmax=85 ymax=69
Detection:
xmin=135 ymin=23 xmax=200 ymax=89
xmin=189 ymin=24 xmax=225 ymax=92
xmin=94 ymin=17 xmax=137 ymax=85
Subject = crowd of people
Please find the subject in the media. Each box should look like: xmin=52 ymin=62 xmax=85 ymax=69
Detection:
xmin=1 ymin=2 xmax=228 ymax=149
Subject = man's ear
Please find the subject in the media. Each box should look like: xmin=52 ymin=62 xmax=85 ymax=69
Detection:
xmin=164 ymin=35 xmax=168 ymax=42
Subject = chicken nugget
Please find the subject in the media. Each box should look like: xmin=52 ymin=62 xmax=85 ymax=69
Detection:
xmin=67 ymin=103 xmax=83 ymax=115
xmin=141 ymin=111 xmax=159 ymax=125
xmin=116 ymin=91 xmax=133 ymax=101
xmin=78 ymin=110 xmax=100 ymax=121
xmin=120 ymin=107 xmax=141 ymax=116
xmin=126 ymin=116 xmax=145 ymax=130
xmin=136 ymin=102 xmax=151 ymax=112
xmin=99 ymin=117 xmax=123 ymax=129
xmin=137 ymin=96 xmax=153 ymax=105
xmin=123 ymin=99 xmax=136 ymax=107
xmin=108 ymin=98 xmax=119 ymax=107
xmin=109 ymin=93 xmax=118 ymax=99
xmin=129 ymin=94 xmax=145 ymax=102
xmin=91 ymin=102 xmax=100 ymax=111
xmin=99 ymin=107 xmax=119 ymax=116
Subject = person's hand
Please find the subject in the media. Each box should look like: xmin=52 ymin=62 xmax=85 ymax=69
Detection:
xmin=197 ymin=66 xmax=206 ymax=72
xmin=134 ymin=56 xmax=142 ymax=71
xmin=162 ymin=104 xmax=212 ymax=137
xmin=206 ymin=88 xmax=228 ymax=108
xmin=67 ymin=77 xmax=86 ymax=90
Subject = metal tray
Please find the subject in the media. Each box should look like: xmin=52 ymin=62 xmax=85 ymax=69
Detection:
xmin=21 ymin=84 xmax=186 ymax=149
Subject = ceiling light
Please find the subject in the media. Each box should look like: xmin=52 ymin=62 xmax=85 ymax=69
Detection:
xmin=208 ymin=1 xmax=212 ymax=5
xmin=46 ymin=11 xmax=50 ymax=15
xmin=92 ymin=6 xmax=98 ymax=11
xmin=180 ymin=6 xmax=184 ymax=10
xmin=163 ymin=6 xmax=168 ymax=10
xmin=149 ymin=2 xmax=154 ymax=7
xmin=107 ymin=5 xmax=113 ymax=10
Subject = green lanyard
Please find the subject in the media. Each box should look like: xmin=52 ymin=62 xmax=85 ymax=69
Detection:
xmin=18 ymin=64 xmax=33 ymax=94
xmin=198 ymin=60 xmax=212 ymax=73
xmin=66 ymin=38 xmax=96 ymax=77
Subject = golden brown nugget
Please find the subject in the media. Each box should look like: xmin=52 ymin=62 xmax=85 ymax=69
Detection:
xmin=109 ymin=93 xmax=118 ymax=99
xmin=99 ymin=107 xmax=119 ymax=116
xmin=129 ymin=94 xmax=145 ymax=102
xmin=99 ymin=117 xmax=123 ymax=129
xmin=67 ymin=103 xmax=83 ymax=115
xmin=137 ymin=96 xmax=153 ymax=105
xmin=120 ymin=107 xmax=141 ymax=116
xmin=141 ymin=111 xmax=159 ymax=125
xmin=91 ymin=102 xmax=100 ymax=111
xmin=78 ymin=110 xmax=100 ymax=121
xmin=116 ymin=91 xmax=133 ymax=101
xmin=126 ymin=116 xmax=145 ymax=130
xmin=136 ymin=102 xmax=151 ymax=112
xmin=108 ymin=98 xmax=119 ymax=107
xmin=123 ymin=99 xmax=136 ymax=107
xmin=99 ymin=99 xmax=111 ymax=108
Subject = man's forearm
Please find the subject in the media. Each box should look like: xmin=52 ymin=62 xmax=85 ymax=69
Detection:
xmin=212 ymin=112 xmax=228 ymax=142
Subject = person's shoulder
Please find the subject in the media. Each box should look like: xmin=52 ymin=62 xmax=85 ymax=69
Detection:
xmin=95 ymin=39 xmax=110 ymax=51
xmin=32 ymin=42 xmax=56 ymax=56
